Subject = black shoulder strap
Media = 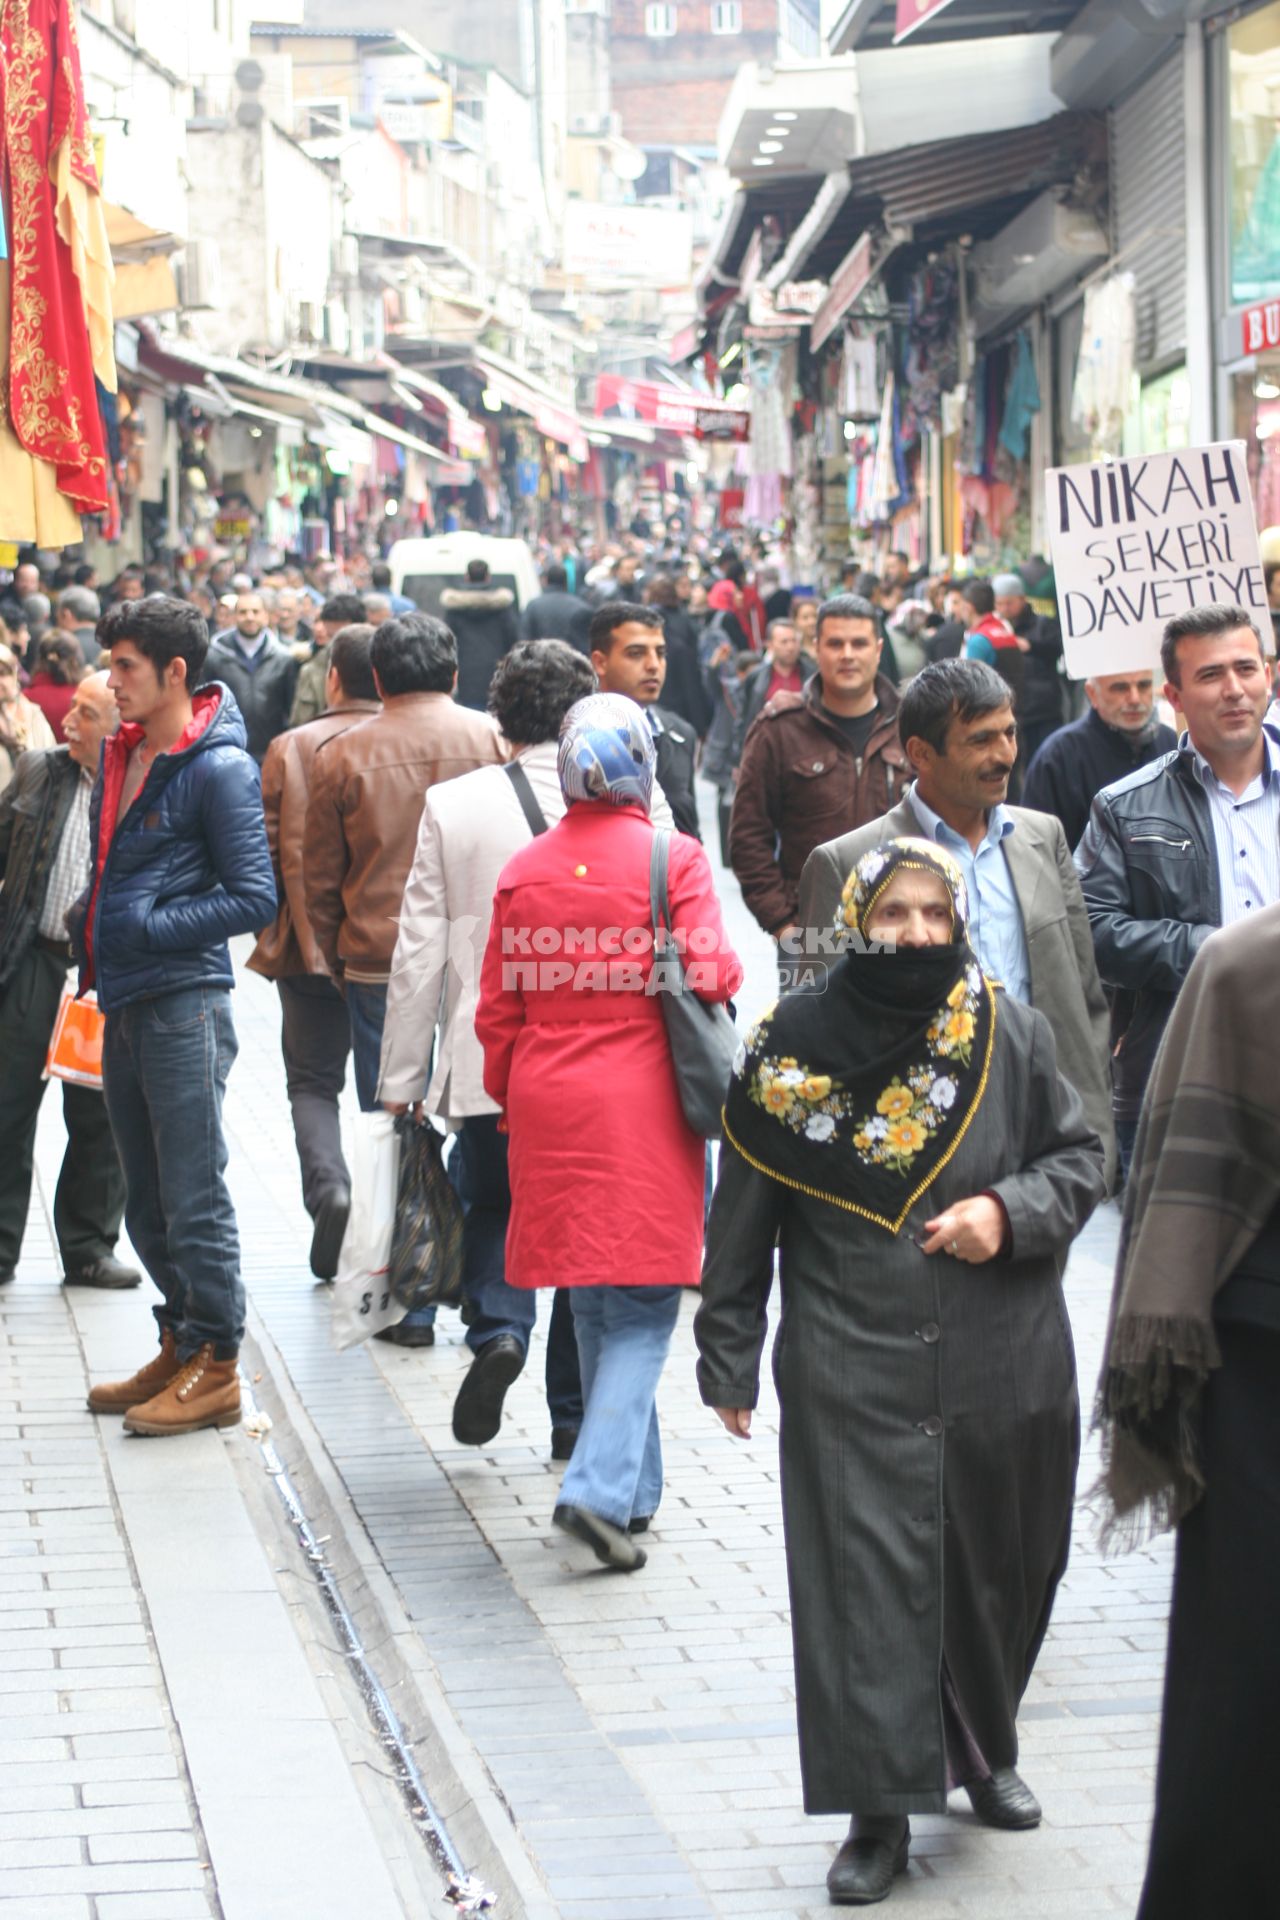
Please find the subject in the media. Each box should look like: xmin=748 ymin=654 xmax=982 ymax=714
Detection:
xmin=504 ymin=760 xmax=550 ymax=837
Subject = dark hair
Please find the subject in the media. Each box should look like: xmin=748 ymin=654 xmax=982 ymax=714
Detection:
xmin=1161 ymin=603 xmax=1264 ymax=687
xmin=96 ymin=595 xmax=209 ymax=682
xmin=543 ymin=561 xmax=568 ymax=591
xmin=721 ymin=559 xmax=746 ymax=587
xmin=734 ymin=650 xmax=758 ymax=678
xmin=646 ymin=573 xmax=679 ymax=610
xmin=0 ymin=600 xmax=26 ymax=634
xmin=37 ymin=633 xmax=85 ymax=686
xmin=959 ymin=579 xmax=994 ymax=617
xmin=890 ymin=549 xmax=910 ymax=566
xmin=328 ymin=623 xmax=379 ymax=702
xmin=488 ymin=639 xmax=595 ymax=745
xmin=898 ymin=658 xmax=1014 ymax=755
xmin=371 ymin=613 xmax=457 ymax=695
xmin=369 ymin=561 xmax=392 ymax=590
xmin=73 ymin=563 xmax=96 ymax=586
xmin=465 ymin=557 xmax=489 ymax=584
xmin=789 ymin=593 xmax=815 ymax=617
xmin=852 ymin=570 xmax=880 ymax=600
xmin=320 ymin=592 xmax=365 ymax=629
xmin=588 ymin=601 xmax=662 ymax=653
xmin=766 ymin=617 xmax=797 ymax=644
xmin=815 ymin=593 xmax=879 ymax=645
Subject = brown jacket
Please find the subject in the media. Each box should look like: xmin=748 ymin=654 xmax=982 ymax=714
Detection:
xmin=304 ymin=691 xmax=504 ymax=981
xmin=729 ymin=673 xmax=906 ymax=936
xmin=247 ymin=700 xmax=380 ymax=980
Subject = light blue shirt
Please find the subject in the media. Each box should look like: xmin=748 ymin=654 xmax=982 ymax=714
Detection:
xmin=1189 ymin=727 xmax=1280 ymax=926
xmin=907 ymin=784 xmax=1031 ymax=1003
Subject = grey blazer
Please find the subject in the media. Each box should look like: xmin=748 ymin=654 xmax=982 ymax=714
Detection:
xmin=798 ymin=796 xmax=1116 ymax=1191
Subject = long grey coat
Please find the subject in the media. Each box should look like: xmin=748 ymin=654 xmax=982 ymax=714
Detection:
xmin=695 ymin=997 xmax=1105 ymax=1817
xmin=797 ymin=797 xmax=1117 ymax=1190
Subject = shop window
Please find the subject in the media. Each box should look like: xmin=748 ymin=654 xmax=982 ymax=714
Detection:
xmin=645 ymin=2 xmax=677 ymax=34
xmin=1228 ymin=1 xmax=1280 ymax=305
xmin=711 ymin=0 xmax=742 ymax=30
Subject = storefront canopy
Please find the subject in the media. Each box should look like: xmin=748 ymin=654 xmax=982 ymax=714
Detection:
xmin=830 ymin=0 xmax=1079 ymax=52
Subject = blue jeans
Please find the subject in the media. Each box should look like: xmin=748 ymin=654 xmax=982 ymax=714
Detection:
xmin=559 ymin=1286 xmax=683 ymax=1527
xmin=101 ymin=987 xmax=243 ymax=1360
xmin=449 ymin=1116 xmax=582 ymax=1429
xmin=346 ymin=979 xmax=435 ymax=1330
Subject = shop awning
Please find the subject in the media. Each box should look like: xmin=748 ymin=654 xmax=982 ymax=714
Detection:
xmin=830 ymin=0 xmax=1079 ymax=53
xmin=793 ymin=110 xmax=1103 ymax=278
xmin=104 ymin=202 xmax=182 ymax=320
xmin=469 ymin=347 xmax=590 ymax=460
xmin=360 ymin=409 xmax=456 ymax=464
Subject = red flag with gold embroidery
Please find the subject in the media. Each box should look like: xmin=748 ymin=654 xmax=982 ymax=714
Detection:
xmin=0 ymin=0 xmax=115 ymax=515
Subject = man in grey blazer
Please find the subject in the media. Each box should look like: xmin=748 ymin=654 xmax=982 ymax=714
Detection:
xmin=799 ymin=658 xmax=1116 ymax=1188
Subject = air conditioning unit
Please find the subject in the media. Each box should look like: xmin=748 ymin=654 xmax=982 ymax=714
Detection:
xmin=299 ymin=97 xmax=349 ymax=141
xmin=176 ymin=238 xmax=221 ymax=313
xmin=331 ymin=233 xmax=360 ymax=279
xmin=570 ymin=112 xmax=608 ymax=135
xmin=295 ymin=299 xmax=324 ymax=342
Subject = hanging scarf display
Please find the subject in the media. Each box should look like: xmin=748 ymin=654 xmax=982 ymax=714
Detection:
xmin=0 ymin=0 xmax=116 ymax=518
xmin=723 ymin=840 xmax=998 ymax=1233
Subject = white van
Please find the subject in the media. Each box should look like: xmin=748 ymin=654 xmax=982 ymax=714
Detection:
xmin=386 ymin=533 xmax=541 ymax=617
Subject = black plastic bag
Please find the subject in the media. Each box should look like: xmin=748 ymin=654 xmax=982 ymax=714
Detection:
xmin=388 ymin=1115 xmax=464 ymax=1312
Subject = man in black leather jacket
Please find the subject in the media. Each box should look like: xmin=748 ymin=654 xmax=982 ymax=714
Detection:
xmin=1075 ymin=604 xmax=1279 ymax=1173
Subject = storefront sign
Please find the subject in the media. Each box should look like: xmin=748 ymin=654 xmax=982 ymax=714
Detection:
xmin=811 ymin=236 xmax=873 ymax=352
xmin=213 ymin=514 xmax=252 ymax=542
xmin=747 ymin=280 xmax=826 ymax=330
xmin=718 ymin=488 xmax=745 ymax=530
xmin=1044 ymin=440 xmax=1268 ymax=678
xmin=449 ymin=414 xmax=488 ymax=460
xmin=563 ymin=203 xmax=693 ymax=285
xmin=1242 ymin=299 xmax=1280 ymax=356
xmin=894 ymin=0 xmax=958 ymax=43
xmin=593 ymin=374 xmax=747 ymax=439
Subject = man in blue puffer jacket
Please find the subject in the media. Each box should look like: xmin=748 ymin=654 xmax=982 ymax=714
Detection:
xmin=69 ymin=596 xmax=276 ymax=1436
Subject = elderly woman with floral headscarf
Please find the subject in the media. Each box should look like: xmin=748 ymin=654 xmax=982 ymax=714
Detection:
xmin=695 ymin=839 xmax=1104 ymax=1907
xmin=476 ymin=693 xmax=743 ymax=1572
xmin=0 ymin=639 xmax=55 ymax=795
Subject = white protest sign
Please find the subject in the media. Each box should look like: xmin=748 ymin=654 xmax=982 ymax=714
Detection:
xmin=1044 ymin=441 xmax=1269 ymax=679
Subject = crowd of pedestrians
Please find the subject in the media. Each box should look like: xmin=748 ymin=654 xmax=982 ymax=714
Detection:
xmin=0 ymin=527 xmax=1275 ymax=1912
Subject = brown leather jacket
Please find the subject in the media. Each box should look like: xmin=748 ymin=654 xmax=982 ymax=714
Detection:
xmin=729 ymin=674 xmax=906 ymax=936
xmin=303 ymin=691 xmax=504 ymax=981
xmin=247 ymin=700 xmax=380 ymax=980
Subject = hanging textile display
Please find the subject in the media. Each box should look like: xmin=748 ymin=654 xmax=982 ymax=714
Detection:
xmin=0 ymin=0 xmax=117 ymax=544
xmin=1071 ymin=273 xmax=1136 ymax=453
xmin=997 ymin=329 xmax=1041 ymax=461
xmin=747 ymin=342 xmax=794 ymax=478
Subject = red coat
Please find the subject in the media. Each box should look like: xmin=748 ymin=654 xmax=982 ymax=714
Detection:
xmin=25 ymin=673 xmax=75 ymax=743
xmin=476 ymin=801 xmax=743 ymax=1291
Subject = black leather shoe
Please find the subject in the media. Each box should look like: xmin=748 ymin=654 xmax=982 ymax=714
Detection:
xmin=0 ymin=1268 xmax=14 ymax=1286
xmin=628 ymin=1516 xmax=652 ymax=1535
xmin=550 ymin=1425 xmax=579 ymax=1462
xmin=553 ymin=1502 xmax=646 ymax=1572
xmin=309 ymin=1185 xmax=350 ymax=1281
xmin=827 ymin=1823 xmax=909 ymax=1905
xmin=452 ymin=1335 xmax=525 ymax=1445
xmin=63 ymin=1256 xmax=141 ymax=1290
xmin=965 ymin=1768 xmax=1041 ymax=1829
xmin=374 ymin=1322 xmax=435 ymax=1348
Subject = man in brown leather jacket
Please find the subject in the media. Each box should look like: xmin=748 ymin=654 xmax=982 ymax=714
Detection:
xmin=303 ymin=613 xmax=502 ymax=1341
xmin=248 ymin=624 xmax=381 ymax=1281
xmin=729 ymin=594 xmax=905 ymax=977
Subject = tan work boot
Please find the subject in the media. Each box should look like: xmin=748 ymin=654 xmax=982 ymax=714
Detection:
xmin=123 ymin=1344 xmax=241 ymax=1436
xmin=87 ymin=1328 xmax=182 ymax=1415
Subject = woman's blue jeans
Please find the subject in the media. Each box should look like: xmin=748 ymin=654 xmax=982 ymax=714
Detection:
xmin=558 ymin=1285 xmax=683 ymax=1528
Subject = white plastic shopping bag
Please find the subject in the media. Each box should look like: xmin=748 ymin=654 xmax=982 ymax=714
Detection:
xmin=331 ymin=1112 xmax=408 ymax=1349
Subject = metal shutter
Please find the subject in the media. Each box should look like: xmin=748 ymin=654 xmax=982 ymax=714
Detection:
xmin=1109 ymin=51 xmax=1186 ymax=374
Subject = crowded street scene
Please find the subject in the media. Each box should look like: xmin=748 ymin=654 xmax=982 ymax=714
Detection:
xmin=2 ymin=0 xmax=1280 ymax=1915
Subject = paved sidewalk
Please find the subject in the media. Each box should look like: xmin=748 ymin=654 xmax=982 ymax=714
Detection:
xmin=220 ymin=776 xmax=1170 ymax=1919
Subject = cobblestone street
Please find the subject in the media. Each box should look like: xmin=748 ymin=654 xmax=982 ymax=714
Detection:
xmin=5 ymin=781 xmax=1172 ymax=1917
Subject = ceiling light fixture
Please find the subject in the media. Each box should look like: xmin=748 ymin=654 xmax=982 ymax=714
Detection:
xmin=772 ymin=111 xmax=798 ymax=121
xmin=758 ymin=141 xmax=784 ymax=154
xmin=765 ymin=126 xmax=791 ymax=138
xmin=751 ymin=156 xmax=774 ymax=166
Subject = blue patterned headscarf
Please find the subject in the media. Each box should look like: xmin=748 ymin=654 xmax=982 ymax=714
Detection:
xmin=557 ymin=693 xmax=655 ymax=812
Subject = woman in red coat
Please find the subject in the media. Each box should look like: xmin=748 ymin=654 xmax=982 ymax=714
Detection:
xmin=476 ymin=693 xmax=743 ymax=1571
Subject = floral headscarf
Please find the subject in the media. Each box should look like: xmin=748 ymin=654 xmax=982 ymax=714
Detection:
xmin=557 ymin=692 xmax=655 ymax=812
xmin=722 ymin=838 xmax=998 ymax=1233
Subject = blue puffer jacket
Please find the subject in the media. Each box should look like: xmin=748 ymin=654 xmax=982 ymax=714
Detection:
xmin=71 ymin=684 xmax=277 ymax=1013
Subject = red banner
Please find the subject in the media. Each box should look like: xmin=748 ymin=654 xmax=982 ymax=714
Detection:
xmin=1243 ymin=299 xmax=1280 ymax=356
xmin=894 ymin=0 xmax=958 ymax=43
xmin=593 ymin=374 xmax=747 ymax=440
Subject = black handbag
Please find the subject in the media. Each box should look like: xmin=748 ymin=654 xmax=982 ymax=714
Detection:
xmin=648 ymin=829 xmax=738 ymax=1139
xmin=388 ymin=1114 xmax=464 ymax=1312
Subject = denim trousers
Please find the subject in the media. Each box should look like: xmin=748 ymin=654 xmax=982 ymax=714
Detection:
xmin=101 ymin=986 xmax=244 ymax=1359
xmin=450 ymin=1115 xmax=582 ymax=1429
xmin=558 ymin=1285 xmax=684 ymax=1528
xmin=346 ymin=979 xmax=435 ymax=1330
xmin=277 ymin=974 xmax=351 ymax=1216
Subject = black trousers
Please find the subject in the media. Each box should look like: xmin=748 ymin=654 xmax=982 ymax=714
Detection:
xmin=1137 ymin=1322 xmax=1280 ymax=1919
xmin=0 ymin=944 xmax=126 ymax=1272
xmin=277 ymin=974 xmax=351 ymax=1216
